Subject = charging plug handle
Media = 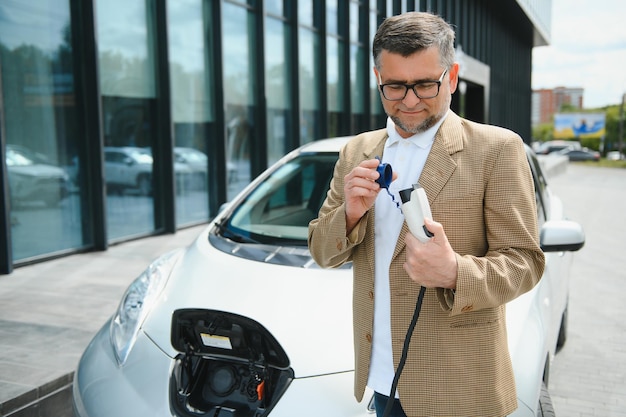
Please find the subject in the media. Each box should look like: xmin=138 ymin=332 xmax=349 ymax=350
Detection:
xmin=399 ymin=184 xmax=433 ymax=242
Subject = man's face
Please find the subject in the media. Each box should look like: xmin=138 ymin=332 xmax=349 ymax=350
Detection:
xmin=374 ymin=47 xmax=459 ymax=138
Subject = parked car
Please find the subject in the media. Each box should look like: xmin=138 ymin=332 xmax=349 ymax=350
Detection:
xmin=5 ymin=144 xmax=70 ymax=206
xmin=536 ymin=140 xmax=581 ymax=155
xmin=104 ymin=147 xmax=154 ymax=195
xmin=556 ymin=147 xmax=601 ymax=162
xmin=104 ymin=146 xmax=193 ymax=195
xmin=606 ymin=150 xmax=624 ymax=161
xmin=174 ymin=147 xmax=208 ymax=189
xmin=73 ymin=137 xmax=585 ymax=417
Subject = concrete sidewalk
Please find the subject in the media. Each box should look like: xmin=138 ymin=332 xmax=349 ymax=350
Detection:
xmin=0 ymin=224 xmax=208 ymax=417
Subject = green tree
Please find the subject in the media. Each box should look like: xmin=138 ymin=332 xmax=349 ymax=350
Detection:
xmin=602 ymin=105 xmax=623 ymax=153
xmin=532 ymin=122 xmax=553 ymax=143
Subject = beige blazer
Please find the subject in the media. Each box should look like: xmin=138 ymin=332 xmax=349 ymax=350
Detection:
xmin=308 ymin=112 xmax=545 ymax=417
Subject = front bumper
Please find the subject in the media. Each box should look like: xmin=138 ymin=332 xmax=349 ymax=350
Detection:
xmin=73 ymin=320 xmax=373 ymax=417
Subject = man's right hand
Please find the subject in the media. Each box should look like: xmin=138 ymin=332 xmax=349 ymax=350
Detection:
xmin=344 ymin=158 xmax=394 ymax=234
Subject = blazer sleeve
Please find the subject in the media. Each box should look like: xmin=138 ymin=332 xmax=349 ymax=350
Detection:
xmin=438 ymin=135 xmax=545 ymax=315
xmin=308 ymin=142 xmax=369 ymax=269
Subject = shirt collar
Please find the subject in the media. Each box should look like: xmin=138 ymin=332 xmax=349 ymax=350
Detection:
xmin=385 ymin=110 xmax=449 ymax=150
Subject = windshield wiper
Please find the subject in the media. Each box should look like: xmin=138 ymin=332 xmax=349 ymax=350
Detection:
xmin=213 ymin=220 xmax=262 ymax=244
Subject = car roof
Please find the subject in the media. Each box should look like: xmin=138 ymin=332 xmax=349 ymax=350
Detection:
xmin=298 ymin=136 xmax=352 ymax=153
xmin=297 ymin=135 xmax=535 ymax=156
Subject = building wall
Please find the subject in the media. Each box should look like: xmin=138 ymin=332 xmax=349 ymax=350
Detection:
xmin=0 ymin=0 xmax=547 ymax=273
xmin=532 ymin=86 xmax=585 ymax=126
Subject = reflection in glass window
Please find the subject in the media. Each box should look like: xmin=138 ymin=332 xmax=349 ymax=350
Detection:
xmin=327 ymin=36 xmax=345 ymax=138
xmin=349 ymin=1 xmax=359 ymax=41
xmin=223 ymin=2 xmax=256 ymax=200
xmin=298 ymin=0 xmax=313 ymax=27
xmin=326 ymin=0 xmax=338 ymax=35
xmin=350 ymin=2 xmax=366 ymax=132
xmin=96 ymin=0 xmax=157 ymax=241
xmin=265 ymin=0 xmax=283 ymax=17
xmin=0 ymin=0 xmax=88 ymax=261
xmin=298 ymin=28 xmax=320 ymax=145
xmin=265 ymin=16 xmax=289 ymax=166
xmin=369 ymin=9 xmax=383 ymax=128
xmin=167 ymin=0 xmax=213 ymax=225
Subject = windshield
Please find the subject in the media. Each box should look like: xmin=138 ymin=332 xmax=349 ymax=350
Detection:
xmin=222 ymin=153 xmax=337 ymax=246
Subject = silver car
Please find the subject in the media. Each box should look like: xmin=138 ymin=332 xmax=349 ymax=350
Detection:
xmin=6 ymin=144 xmax=70 ymax=206
xmin=73 ymin=137 xmax=584 ymax=417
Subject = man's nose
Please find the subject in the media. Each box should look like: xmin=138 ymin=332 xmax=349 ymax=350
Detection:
xmin=402 ymin=87 xmax=422 ymax=105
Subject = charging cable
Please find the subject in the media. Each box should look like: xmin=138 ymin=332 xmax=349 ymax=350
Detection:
xmin=381 ymin=285 xmax=426 ymax=417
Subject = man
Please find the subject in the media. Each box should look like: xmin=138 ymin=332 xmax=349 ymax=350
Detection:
xmin=308 ymin=11 xmax=545 ymax=417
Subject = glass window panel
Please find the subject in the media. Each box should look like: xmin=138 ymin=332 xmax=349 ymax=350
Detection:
xmin=265 ymin=0 xmax=283 ymax=16
xmin=326 ymin=36 xmax=344 ymax=113
xmin=0 ymin=0 xmax=88 ymax=261
xmin=167 ymin=0 xmax=213 ymax=225
xmin=298 ymin=0 xmax=313 ymax=26
xmin=327 ymin=36 xmax=345 ymax=138
xmin=298 ymin=28 xmax=319 ymax=144
xmin=370 ymin=10 xmax=383 ymax=122
xmin=96 ymin=0 xmax=157 ymax=240
xmin=349 ymin=2 xmax=359 ymax=42
xmin=351 ymin=44 xmax=365 ymax=114
xmin=326 ymin=0 xmax=338 ymax=35
xmin=96 ymin=1 xmax=155 ymax=98
xmin=265 ymin=17 xmax=289 ymax=166
xmin=223 ymin=2 xmax=255 ymax=200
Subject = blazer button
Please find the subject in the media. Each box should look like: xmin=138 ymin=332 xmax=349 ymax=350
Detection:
xmin=368 ymin=290 xmax=374 ymax=300
xmin=461 ymin=304 xmax=474 ymax=312
xmin=366 ymin=333 xmax=372 ymax=343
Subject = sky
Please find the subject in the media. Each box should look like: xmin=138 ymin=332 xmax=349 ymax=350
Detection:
xmin=531 ymin=0 xmax=626 ymax=108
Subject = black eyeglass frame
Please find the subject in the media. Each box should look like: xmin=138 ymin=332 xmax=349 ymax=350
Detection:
xmin=378 ymin=68 xmax=449 ymax=101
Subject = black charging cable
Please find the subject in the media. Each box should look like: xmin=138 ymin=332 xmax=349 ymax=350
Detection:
xmin=381 ymin=285 xmax=427 ymax=417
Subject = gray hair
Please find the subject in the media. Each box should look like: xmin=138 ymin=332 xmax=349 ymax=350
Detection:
xmin=373 ymin=12 xmax=456 ymax=70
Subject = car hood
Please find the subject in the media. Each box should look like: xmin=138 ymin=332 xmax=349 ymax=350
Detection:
xmin=141 ymin=226 xmax=537 ymax=383
xmin=8 ymin=164 xmax=66 ymax=178
xmin=141 ymin=226 xmax=355 ymax=378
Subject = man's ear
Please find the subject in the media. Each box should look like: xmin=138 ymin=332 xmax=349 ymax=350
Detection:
xmin=448 ymin=62 xmax=460 ymax=94
xmin=373 ymin=66 xmax=381 ymax=83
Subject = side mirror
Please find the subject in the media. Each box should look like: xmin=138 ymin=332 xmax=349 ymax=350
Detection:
xmin=540 ymin=220 xmax=585 ymax=252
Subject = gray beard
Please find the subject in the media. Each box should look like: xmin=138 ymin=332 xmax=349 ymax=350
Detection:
xmin=390 ymin=113 xmax=440 ymax=134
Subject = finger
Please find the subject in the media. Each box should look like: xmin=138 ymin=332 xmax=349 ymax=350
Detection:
xmin=345 ymin=175 xmax=380 ymax=194
xmin=349 ymin=164 xmax=382 ymax=183
xmin=424 ymin=218 xmax=448 ymax=244
xmin=359 ymin=158 xmax=382 ymax=169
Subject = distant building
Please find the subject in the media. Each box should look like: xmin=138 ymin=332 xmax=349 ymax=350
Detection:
xmin=532 ymin=87 xmax=584 ymax=126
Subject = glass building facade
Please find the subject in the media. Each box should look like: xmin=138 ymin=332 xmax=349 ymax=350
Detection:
xmin=0 ymin=0 xmax=548 ymax=273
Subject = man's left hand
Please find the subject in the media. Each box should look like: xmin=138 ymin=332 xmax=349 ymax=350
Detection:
xmin=404 ymin=218 xmax=458 ymax=289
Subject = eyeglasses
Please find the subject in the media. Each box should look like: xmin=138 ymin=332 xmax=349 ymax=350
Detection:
xmin=378 ymin=68 xmax=448 ymax=101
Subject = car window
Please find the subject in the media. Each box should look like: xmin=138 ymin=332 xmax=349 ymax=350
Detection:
xmin=105 ymin=151 xmax=123 ymax=163
xmin=225 ymin=153 xmax=336 ymax=245
xmin=527 ymin=151 xmax=548 ymax=225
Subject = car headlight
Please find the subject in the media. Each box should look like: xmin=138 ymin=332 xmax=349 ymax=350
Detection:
xmin=110 ymin=249 xmax=182 ymax=365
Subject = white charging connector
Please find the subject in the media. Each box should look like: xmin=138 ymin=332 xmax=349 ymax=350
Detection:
xmin=399 ymin=184 xmax=434 ymax=242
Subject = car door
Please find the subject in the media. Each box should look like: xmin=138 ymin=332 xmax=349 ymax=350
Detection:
xmin=528 ymin=150 xmax=569 ymax=350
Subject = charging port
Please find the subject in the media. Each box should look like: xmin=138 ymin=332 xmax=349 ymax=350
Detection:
xmin=169 ymin=309 xmax=294 ymax=417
